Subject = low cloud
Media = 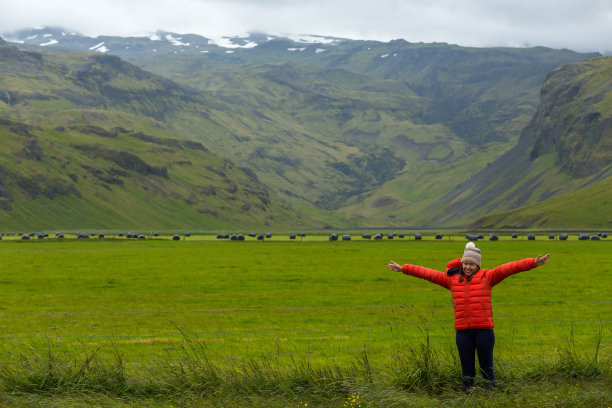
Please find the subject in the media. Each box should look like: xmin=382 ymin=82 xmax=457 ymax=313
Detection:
xmin=1 ymin=0 xmax=611 ymax=53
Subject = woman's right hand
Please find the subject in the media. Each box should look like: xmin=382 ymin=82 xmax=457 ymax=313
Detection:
xmin=387 ymin=261 xmax=402 ymax=272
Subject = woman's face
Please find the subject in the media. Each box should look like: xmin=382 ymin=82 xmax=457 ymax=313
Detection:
xmin=462 ymin=261 xmax=479 ymax=276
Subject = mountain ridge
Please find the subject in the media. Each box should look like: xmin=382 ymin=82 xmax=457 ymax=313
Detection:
xmin=1 ymin=29 xmax=610 ymax=230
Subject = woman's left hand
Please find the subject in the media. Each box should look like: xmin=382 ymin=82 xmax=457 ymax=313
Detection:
xmin=534 ymin=253 xmax=551 ymax=266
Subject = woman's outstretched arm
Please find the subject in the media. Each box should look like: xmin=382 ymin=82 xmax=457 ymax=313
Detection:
xmin=488 ymin=253 xmax=551 ymax=286
xmin=387 ymin=260 xmax=451 ymax=289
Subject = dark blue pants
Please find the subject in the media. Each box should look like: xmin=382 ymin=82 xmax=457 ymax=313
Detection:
xmin=455 ymin=329 xmax=496 ymax=392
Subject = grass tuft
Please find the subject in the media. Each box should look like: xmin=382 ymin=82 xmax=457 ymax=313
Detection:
xmin=0 ymin=331 xmax=608 ymax=407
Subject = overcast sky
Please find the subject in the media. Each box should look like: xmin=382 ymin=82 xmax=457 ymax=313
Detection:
xmin=2 ymin=0 xmax=611 ymax=53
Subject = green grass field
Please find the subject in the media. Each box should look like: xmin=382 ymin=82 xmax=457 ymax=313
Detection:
xmin=0 ymin=234 xmax=610 ymax=407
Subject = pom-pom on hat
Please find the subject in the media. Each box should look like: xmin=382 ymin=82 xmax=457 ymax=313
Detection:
xmin=462 ymin=242 xmax=481 ymax=268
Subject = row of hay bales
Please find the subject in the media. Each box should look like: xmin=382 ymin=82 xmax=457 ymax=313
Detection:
xmin=0 ymin=231 xmax=190 ymax=240
xmin=216 ymin=232 xmax=307 ymax=241
xmin=330 ymin=232 xmax=609 ymax=241
xmin=466 ymin=232 xmax=608 ymax=241
xmin=329 ymin=232 xmax=436 ymax=240
xmin=2 ymin=231 xmax=608 ymax=242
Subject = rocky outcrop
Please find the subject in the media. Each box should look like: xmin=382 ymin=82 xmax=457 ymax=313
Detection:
xmin=526 ymin=57 xmax=612 ymax=177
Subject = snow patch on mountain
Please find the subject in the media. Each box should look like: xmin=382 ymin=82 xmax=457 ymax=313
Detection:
xmin=165 ymin=34 xmax=189 ymax=47
xmin=287 ymin=34 xmax=339 ymax=45
xmin=208 ymin=36 xmax=258 ymax=49
xmin=1 ymin=27 xmax=346 ymax=53
xmin=89 ymin=42 xmax=108 ymax=53
xmin=40 ymin=39 xmax=58 ymax=46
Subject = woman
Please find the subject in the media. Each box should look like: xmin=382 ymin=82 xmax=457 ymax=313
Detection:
xmin=387 ymin=242 xmax=550 ymax=392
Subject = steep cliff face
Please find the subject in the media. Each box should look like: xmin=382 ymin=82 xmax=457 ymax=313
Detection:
xmin=428 ymin=57 xmax=612 ymax=227
xmin=527 ymin=57 xmax=612 ymax=178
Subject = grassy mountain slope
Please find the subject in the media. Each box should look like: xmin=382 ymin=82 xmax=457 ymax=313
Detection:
xmin=472 ymin=174 xmax=612 ymax=229
xmin=129 ymin=37 xmax=597 ymax=146
xmin=0 ymin=43 xmax=321 ymax=231
xmin=179 ymin=62 xmax=433 ymax=209
xmin=123 ymin=36 xmax=599 ymax=225
xmin=2 ymin=29 xmax=609 ymax=230
xmin=427 ymin=57 xmax=612 ymax=228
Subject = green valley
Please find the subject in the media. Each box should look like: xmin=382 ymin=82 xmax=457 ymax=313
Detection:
xmin=0 ymin=30 xmax=610 ymax=230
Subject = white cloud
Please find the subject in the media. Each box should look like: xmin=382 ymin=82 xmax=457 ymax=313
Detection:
xmin=1 ymin=0 xmax=611 ymax=53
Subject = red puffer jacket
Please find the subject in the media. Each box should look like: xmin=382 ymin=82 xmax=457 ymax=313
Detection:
xmin=401 ymin=258 xmax=536 ymax=330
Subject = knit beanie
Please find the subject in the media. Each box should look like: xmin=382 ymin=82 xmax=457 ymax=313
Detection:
xmin=462 ymin=242 xmax=481 ymax=268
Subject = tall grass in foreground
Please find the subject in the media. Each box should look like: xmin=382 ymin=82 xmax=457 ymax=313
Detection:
xmin=0 ymin=329 xmax=608 ymax=408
